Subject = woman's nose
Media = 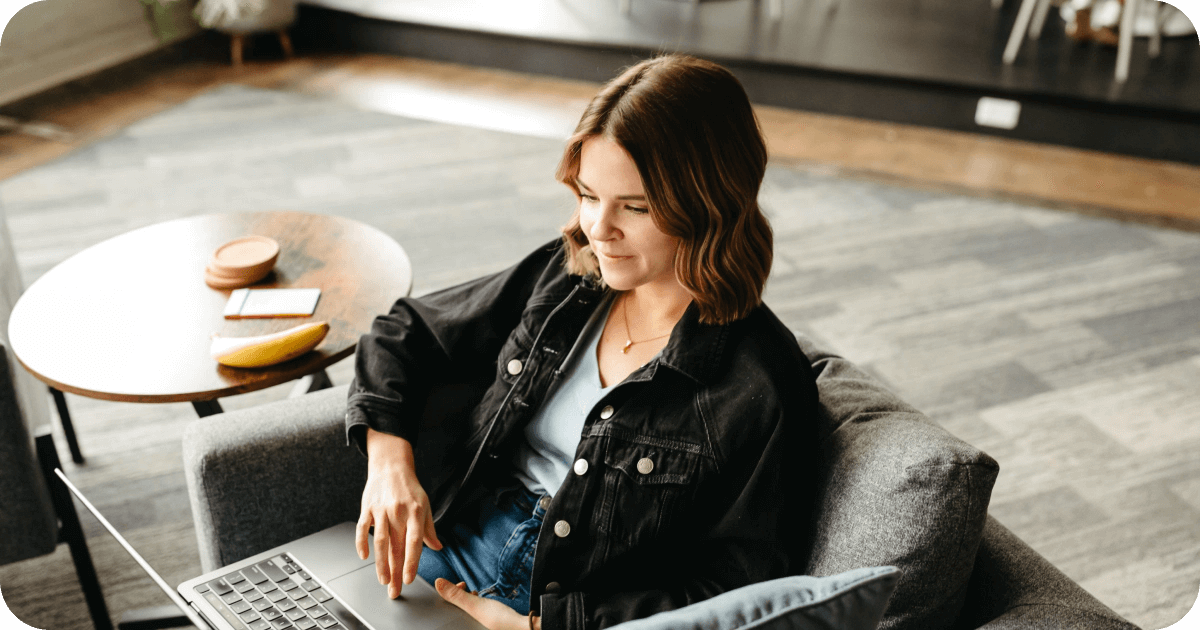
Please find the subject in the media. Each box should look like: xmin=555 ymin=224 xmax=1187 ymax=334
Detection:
xmin=587 ymin=203 xmax=619 ymax=241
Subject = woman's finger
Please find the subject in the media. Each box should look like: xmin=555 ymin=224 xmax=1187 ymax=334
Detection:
xmin=403 ymin=512 xmax=424 ymax=585
xmin=388 ymin=520 xmax=406 ymax=596
xmin=423 ymin=508 xmax=443 ymax=551
xmin=355 ymin=510 xmax=372 ymax=561
xmin=373 ymin=513 xmax=392 ymax=586
xmin=434 ymin=578 xmax=527 ymax=630
xmin=435 ymin=578 xmax=480 ymax=618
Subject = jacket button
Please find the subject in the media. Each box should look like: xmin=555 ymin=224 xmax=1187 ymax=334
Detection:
xmin=599 ymin=405 xmax=614 ymax=419
xmin=545 ymin=582 xmax=561 ymax=594
xmin=573 ymin=459 xmax=589 ymax=475
xmin=538 ymin=496 xmax=552 ymax=511
xmin=507 ymin=359 xmax=523 ymax=375
xmin=554 ymin=520 xmax=571 ymax=538
xmin=637 ymin=458 xmax=654 ymax=474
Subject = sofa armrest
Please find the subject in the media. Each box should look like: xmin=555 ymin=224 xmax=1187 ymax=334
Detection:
xmin=793 ymin=332 xmax=999 ymax=630
xmin=955 ymin=516 xmax=1139 ymax=630
xmin=182 ymin=384 xmax=365 ymax=572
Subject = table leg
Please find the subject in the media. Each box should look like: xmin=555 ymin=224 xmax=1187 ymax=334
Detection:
xmin=49 ymin=387 xmax=85 ymax=464
xmin=289 ymin=369 xmax=333 ymax=398
xmin=192 ymin=400 xmax=224 ymax=417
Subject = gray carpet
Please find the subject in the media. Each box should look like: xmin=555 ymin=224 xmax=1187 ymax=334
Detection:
xmin=1 ymin=84 xmax=1198 ymax=629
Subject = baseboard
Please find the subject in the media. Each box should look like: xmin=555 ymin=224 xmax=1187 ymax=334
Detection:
xmin=0 ymin=22 xmax=198 ymax=107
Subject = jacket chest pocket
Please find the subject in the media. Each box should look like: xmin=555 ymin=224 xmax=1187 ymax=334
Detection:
xmin=496 ymin=325 xmax=535 ymax=384
xmin=595 ymin=440 xmax=704 ymax=548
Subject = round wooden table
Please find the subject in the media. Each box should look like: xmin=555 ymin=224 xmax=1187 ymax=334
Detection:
xmin=8 ymin=210 xmax=411 ymax=424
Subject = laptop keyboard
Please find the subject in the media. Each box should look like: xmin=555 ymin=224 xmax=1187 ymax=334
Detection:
xmin=194 ymin=553 xmax=365 ymax=630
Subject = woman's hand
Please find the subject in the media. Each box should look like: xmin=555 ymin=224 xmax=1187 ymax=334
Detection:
xmin=356 ymin=428 xmax=443 ymax=599
xmin=434 ymin=579 xmax=541 ymax=630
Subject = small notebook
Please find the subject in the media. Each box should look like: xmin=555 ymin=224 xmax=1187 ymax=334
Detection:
xmin=223 ymin=288 xmax=321 ymax=319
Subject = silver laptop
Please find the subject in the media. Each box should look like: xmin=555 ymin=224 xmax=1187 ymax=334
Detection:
xmin=56 ymin=469 xmax=485 ymax=630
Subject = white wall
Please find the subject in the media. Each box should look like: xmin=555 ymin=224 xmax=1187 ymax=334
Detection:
xmin=0 ymin=0 xmax=201 ymax=106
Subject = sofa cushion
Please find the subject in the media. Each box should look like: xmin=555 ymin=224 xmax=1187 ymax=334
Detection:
xmin=795 ymin=334 xmax=1000 ymax=630
xmin=609 ymin=565 xmax=902 ymax=630
xmin=953 ymin=516 xmax=1139 ymax=630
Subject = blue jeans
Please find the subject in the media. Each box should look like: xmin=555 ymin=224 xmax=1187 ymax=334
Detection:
xmin=417 ymin=484 xmax=547 ymax=615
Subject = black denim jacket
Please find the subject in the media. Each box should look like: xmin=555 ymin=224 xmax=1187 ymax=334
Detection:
xmin=346 ymin=239 xmax=821 ymax=630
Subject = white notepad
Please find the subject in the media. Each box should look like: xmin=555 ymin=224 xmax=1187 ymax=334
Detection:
xmin=223 ymin=288 xmax=321 ymax=319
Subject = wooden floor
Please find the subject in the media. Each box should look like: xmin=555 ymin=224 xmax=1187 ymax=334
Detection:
xmin=2 ymin=42 xmax=1198 ymax=230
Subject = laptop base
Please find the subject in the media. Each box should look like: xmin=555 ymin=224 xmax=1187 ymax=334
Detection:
xmin=116 ymin=605 xmax=191 ymax=630
xmin=178 ymin=522 xmax=487 ymax=630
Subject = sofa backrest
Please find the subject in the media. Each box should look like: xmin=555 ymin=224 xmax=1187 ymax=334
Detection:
xmin=0 ymin=201 xmax=50 ymax=435
xmin=0 ymin=342 xmax=60 ymax=565
xmin=0 ymin=203 xmax=59 ymax=566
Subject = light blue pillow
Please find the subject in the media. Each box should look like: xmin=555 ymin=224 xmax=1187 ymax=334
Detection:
xmin=608 ymin=566 xmax=901 ymax=630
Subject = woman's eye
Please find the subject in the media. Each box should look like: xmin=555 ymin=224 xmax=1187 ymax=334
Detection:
xmin=580 ymin=194 xmax=598 ymax=202
xmin=626 ymin=205 xmax=649 ymax=214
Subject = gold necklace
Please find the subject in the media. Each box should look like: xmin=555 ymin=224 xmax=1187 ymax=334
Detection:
xmin=620 ymin=293 xmax=672 ymax=354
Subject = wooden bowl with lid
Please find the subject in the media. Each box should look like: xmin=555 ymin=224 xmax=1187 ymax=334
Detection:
xmin=204 ymin=235 xmax=279 ymax=289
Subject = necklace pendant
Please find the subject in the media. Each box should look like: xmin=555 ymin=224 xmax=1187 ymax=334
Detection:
xmin=622 ymin=339 xmax=633 ymax=354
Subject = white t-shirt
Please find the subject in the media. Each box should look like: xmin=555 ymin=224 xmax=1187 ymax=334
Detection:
xmin=511 ymin=296 xmax=616 ymax=497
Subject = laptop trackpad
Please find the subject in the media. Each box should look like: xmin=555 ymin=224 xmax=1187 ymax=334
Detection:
xmin=329 ymin=565 xmax=488 ymax=630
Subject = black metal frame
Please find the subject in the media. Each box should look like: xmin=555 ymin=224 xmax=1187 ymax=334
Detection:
xmin=49 ymin=387 xmax=85 ymax=464
xmin=33 ymin=428 xmax=113 ymax=630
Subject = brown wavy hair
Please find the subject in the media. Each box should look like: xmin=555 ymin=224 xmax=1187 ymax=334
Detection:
xmin=557 ymin=54 xmax=772 ymax=325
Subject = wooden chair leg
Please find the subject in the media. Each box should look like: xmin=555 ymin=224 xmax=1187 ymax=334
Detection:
xmin=230 ymin=34 xmax=245 ymax=66
xmin=36 ymin=431 xmax=113 ymax=630
xmin=1029 ymin=0 xmax=1052 ymax=39
xmin=1115 ymin=0 xmax=1138 ymax=82
xmin=1148 ymin=1 xmax=1164 ymax=58
xmin=50 ymin=386 xmax=85 ymax=464
xmin=278 ymin=29 xmax=294 ymax=58
xmin=1003 ymin=0 xmax=1041 ymax=64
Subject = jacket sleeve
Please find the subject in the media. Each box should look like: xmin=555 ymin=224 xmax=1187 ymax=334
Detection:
xmin=345 ymin=239 xmax=566 ymax=455
xmin=539 ymin=393 xmax=817 ymax=630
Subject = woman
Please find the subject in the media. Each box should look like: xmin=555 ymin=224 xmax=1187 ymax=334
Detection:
xmin=346 ymin=54 xmax=821 ymax=630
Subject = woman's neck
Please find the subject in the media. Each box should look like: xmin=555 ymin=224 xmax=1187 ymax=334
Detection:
xmin=622 ymin=280 xmax=693 ymax=339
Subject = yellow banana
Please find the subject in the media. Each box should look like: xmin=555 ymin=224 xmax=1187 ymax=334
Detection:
xmin=210 ymin=321 xmax=330 ymax=368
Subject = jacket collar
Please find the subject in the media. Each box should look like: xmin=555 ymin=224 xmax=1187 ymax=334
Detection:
xmin=656 ymin=301 xmax=729 ymax=386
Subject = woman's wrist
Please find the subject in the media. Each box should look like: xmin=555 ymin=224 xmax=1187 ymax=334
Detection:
xmin=365 ymin=427 xmax=416 ymax=469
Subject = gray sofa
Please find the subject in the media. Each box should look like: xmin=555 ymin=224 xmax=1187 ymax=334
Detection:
xmin=182 ymin=335 xmax=1139 ymax=630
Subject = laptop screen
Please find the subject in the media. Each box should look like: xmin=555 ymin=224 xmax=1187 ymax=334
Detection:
xmin=54 ymin=468 xmax=213 ymax=630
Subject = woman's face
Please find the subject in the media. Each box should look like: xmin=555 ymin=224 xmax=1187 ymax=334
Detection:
xmin=576 ymin=137 xmax=679 ymax=292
